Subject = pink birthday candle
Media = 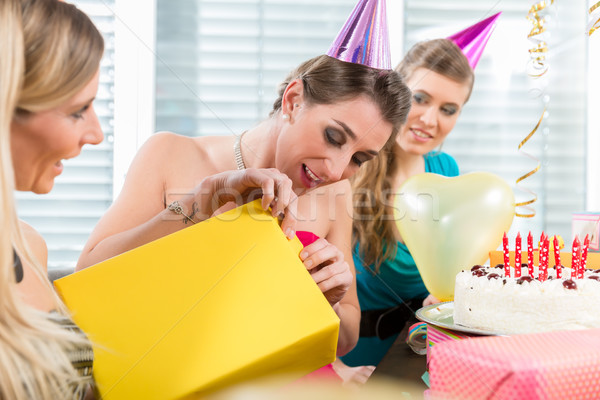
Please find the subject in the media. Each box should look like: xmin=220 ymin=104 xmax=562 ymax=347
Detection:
xmin=515 ymin=232 xmax=522 ymax=277
xmin=527 ymin=231 xmax=534 ymax=276
xmin=539 ymin=238 xmax=549 ymax=281
xmin=539 ymin=231 xmax=545 ymax=246
xmin=503 ymin=232 xmax=510 ymax=277
xmin=538 ymin=231 xmax=546 ymax=269
xmin=553 ymin=235 xmax=562 ymax=279
xmin=572 ymin=236 xmax=581 ymax=279
xmin=580 ymin=234 xmax=589 ymax=279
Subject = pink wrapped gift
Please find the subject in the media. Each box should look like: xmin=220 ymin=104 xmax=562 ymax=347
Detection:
xmin=426 ymin=324 xmax=478 ymax=364
xmin=429 ymin=328 xmax=600 ymax=399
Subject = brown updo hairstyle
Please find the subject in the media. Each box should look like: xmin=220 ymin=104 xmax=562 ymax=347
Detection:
xmin=271 ymin=54 xmax=413 ymax=143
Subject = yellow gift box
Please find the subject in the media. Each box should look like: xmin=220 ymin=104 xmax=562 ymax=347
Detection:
xmin=55 ymin=200 xmax=339 ymax=399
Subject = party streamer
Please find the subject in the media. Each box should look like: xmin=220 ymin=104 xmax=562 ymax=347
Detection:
xmin=526 ymin=0 xmax=553 ymax=76
xmin=515 ymin=109 xmax=544 ymax=218
xmin=406 ymin=322 xmax=428 ymax=355
xmin=588 ymin=1 xmax=600 ymax=36
xmin=517 ymin=1 xmax=555 ymax=218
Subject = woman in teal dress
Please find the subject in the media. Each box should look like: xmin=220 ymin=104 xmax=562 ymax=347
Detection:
xmin=339 ymin=38 xmax=475 ymax=368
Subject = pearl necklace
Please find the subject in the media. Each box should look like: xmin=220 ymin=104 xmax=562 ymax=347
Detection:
xmin=233 ymin=132 xmax=246 ymax=170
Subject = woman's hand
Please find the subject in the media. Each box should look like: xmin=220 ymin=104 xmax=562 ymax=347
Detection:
xmin=422 ymin=294 xmax=440 ymax=307
xmin=299 ymin=238 xmax=353 ymax=306
xmin=196 ymin=168 xmax=298 ymax=238
xmin=331 ymin=359 xmax=375 ymax=388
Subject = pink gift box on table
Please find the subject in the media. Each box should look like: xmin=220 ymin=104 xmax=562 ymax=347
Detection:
xmin=426 ymin=324 xmax=479 ymax=364
xmin=429 ymin=328 xmax=600 ymax=399
xmin=572 ymin=212 xmax=600 ymax=251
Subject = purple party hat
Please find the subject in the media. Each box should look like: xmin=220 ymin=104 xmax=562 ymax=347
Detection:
xmin=326 ymin=0 xmax=391 ymax=70
xmin=447 ymin=12 xmax=501 ymax=69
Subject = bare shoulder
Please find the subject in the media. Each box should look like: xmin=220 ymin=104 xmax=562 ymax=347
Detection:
xmin=17 ymin=220 xmax=54 ymax=311
xmin=312 ymin=180 xmax=352 ymax=208
xmin=296 ymin=180 xmax=353 ymax=237
xmin=328 ymin=179 xmax=352 ymax=197
xmin=326 ymin=180 xmax=353 ymax=221
xmin=303 ymin=180 xmax=351 ymax=199
xmin=128 ymin=132 xmax=220 ymax=191
xmin=145 ymin=132 xmax=232 ymax=174
xmin=18 ymin=219 xmax=48 ymax=269
xmin=19 ymin=219 xmax=44 ymax=246
xmin=143 ymin=131 xmax=207 ymax=159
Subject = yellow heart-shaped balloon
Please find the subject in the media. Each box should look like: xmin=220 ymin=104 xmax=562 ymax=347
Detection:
xmin=394 ymin=172 xmax=515 ymax=301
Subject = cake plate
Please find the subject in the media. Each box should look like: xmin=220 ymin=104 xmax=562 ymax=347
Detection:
xmin=416 ymin=301 xmax=509 ymax=336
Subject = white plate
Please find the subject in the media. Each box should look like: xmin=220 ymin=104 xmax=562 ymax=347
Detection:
xmin=416 ymin=301 xmax=509 ymax=336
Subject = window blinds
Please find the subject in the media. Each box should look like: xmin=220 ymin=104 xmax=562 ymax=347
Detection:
xmin=155 ymin=0 xmax=357 ymax=137
xmin=16 ymin=0 xmax=115 ymax=269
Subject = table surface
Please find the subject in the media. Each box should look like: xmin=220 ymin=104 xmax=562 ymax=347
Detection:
xmin=367 ymin=318 xmax=428 ymax=395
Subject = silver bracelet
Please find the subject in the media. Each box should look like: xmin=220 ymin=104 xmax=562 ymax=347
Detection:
xmin=167 ymin=201 xmax=197 ymax=224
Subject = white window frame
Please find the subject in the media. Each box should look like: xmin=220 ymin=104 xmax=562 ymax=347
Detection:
xmin=587 ymin=1 xmax=600 ymax=210
xmin=112 ymin=0 xmax=157 ymax=199
xmin=388 ymin=1 xmax=405 ymax=67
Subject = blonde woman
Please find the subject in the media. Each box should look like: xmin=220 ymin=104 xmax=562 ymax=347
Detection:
xmin=0 ymin=1 xmax=103 ymax=397
xmin=2 ymin=1 xmax=299 ymax=398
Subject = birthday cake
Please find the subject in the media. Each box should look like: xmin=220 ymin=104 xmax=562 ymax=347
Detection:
xmin=453 ymin=264 xmax=600 ymax=335
xmin=453 ymin=233 xmax=600 ymax=335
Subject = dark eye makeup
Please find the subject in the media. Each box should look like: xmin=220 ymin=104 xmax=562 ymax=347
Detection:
xmin=325 ymin=128 xmax=346 ymax=147
xmin=324 ymin=122 xmax=376 ymax=167
xmin=414 ymin=91 xmax=459 ymax=116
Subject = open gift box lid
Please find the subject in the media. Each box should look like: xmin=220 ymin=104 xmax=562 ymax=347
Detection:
xmin=55 ymin=200 xmax=339 ymax=400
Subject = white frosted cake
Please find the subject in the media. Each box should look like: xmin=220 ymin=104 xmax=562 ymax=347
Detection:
xmin=453 ymin=265 xmax=600 ymax=335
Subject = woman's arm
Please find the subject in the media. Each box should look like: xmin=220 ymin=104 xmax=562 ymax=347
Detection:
xmin=327 ymin=181 xmax=360 ymax=356
xmin=77 ymin=133 xmax=187 ymax=270
xmin=77 ymin=133 xmax=298 ymax=270
xmin=300 ymin=180 xmax=360 ymax=356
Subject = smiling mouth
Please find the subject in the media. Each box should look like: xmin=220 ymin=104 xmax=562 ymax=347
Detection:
xmin=303 ymin=164 xmax=323 ymax=185
xmin=411 ymin=128 xmax=432 ymax=139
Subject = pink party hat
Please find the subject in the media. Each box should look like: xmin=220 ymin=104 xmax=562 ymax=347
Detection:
xmin=447 ymin=12 xmax=501 ymax=69
xmin=326 ymin=0 xmax=391 ymax=70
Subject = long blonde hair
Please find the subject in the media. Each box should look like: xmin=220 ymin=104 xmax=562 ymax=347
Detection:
xmin=0 ymin=0 xmax=103 ymax=398
xmin=352 ymin=39 xmax=473 ymax=272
